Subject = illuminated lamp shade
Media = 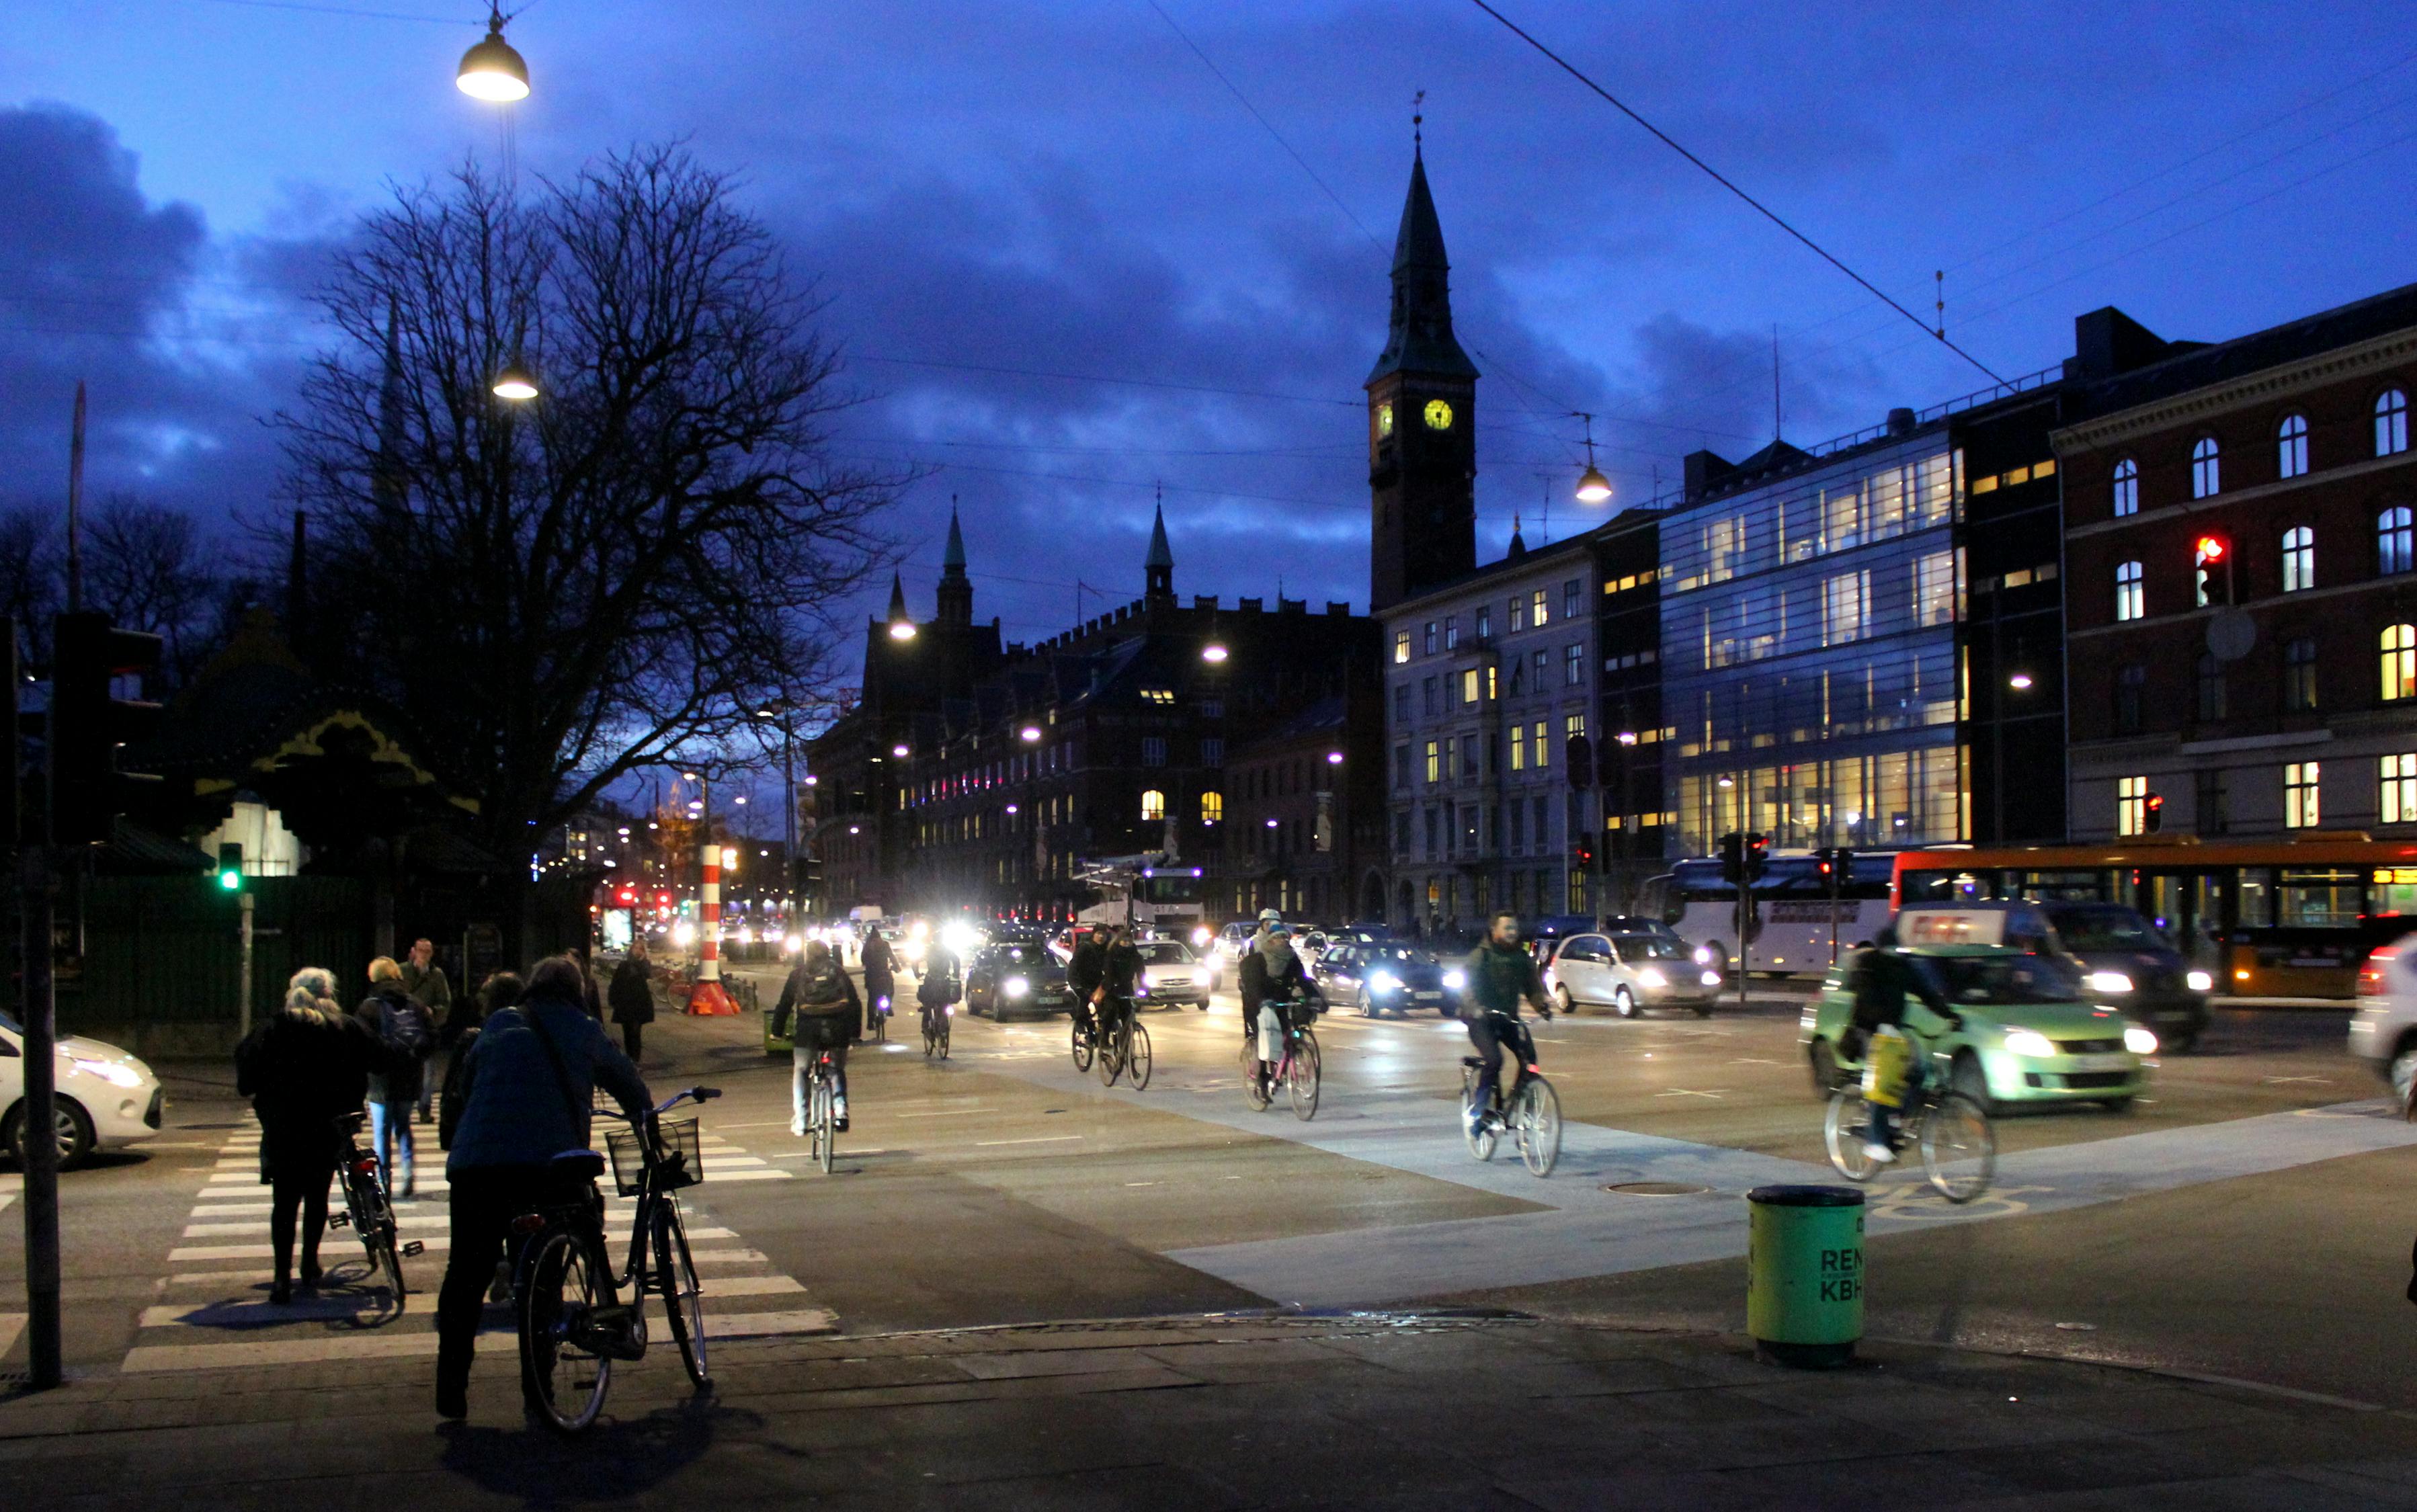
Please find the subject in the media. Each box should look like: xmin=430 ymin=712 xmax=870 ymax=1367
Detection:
xmin=1326 ymin=751 xmax=1344 ymax=765
xmin=891 ymin=743 xmax=910 ymax=758
xmin=888 ymin=619 xmax=917 ymax=641
xmin=2008 ymin=672 xmax=2035 ymax=690
xmin=491 ymin=361 xmax=538 ymax=401
xmin=1200 ymin=642 xmax=1228 ymax=663
xmin=456 ymin=16 xmax=531 ymax=101
xmin=1020 ymin=726 xmax=1042 ymax=743
xmin=1574 ymin=464 xmax=1613 ymax=504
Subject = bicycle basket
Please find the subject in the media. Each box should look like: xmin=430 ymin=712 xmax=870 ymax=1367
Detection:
xmin=604 ymin=1116 xmax=704 ymax=1198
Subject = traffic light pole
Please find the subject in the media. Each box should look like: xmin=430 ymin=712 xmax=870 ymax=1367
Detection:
xmin=238 ymin=889 xmax=255 ymax=1040
xmin=18 ymin=846 xmax=61 ymax=1389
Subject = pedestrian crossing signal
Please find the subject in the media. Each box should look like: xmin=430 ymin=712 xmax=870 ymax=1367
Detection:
xmin=216 ymin=842 xmax=244 ymax=892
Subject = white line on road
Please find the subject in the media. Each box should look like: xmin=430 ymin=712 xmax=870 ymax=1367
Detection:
xmin=975 ymin=1135 xmax=1084 ymax=1146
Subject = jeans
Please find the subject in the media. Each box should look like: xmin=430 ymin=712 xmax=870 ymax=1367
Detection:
xmin=1464 ymin=1015 xmax=1510 ymax=1113
xmin=792 ymin=1041 xmax=848 ymax=1124
xmin=369 ymin=1097 xmax=415 ymax=1191
xmin=436 ymin=1163 xmax=555 ymax=1405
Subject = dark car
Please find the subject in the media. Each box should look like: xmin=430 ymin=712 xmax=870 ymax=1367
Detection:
xmin=2037 ymin=902 xmax=2212 ymax=1051
xmin=1315 ymin=941 xmax=1458 ymax=1017
xmin=965 ymin=943 xmax=1073 ymax=1019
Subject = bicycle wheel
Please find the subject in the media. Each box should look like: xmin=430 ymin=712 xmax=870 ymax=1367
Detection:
xmin=922 ymin=1015 xmax=938 ymax=1058
xmin=519 ymin=1228 xmax=613 ymax=1433
xmin=371 ymin=1218 xmax=407 ymax=1303
xmin=1126 ymin=1021 xmax=1151 ymax=1091
xmin=816 ymin=1077 xmax=836 ymax=1175
xmin=1070 ymin=1017 xmax=1094 ymax=1073
xmin=1920 ymin=1092 xmax=1996 ymax=1204
xmin=1288 ymin=1032 xmax=1321 ymax=1121
xmin=1824 ymin=1091 xmax=1879 ymax=1183
xmin=1513 ymin=1077 xmax=1561 ymax=1177
xmin=1460 ymin=1066 xmax=1498 ymax=1162
xmin=938 ymin=1016 xmax=950 ymax=1060
xmin=654 ymin=1199 xmax=710 ymax=1392
xmin=1241 ymin=1037 xmax=1270 ymax=1110
xmin=1099 ymin=1018 xmax=1126 ymax=1087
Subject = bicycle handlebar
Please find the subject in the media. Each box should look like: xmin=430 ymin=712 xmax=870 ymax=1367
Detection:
xmin=591 ymin=1085 xmax=723 ymax=1124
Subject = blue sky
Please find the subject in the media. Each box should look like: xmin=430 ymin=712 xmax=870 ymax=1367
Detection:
xmin=4 ymin=0 xmax=2415 ymax=650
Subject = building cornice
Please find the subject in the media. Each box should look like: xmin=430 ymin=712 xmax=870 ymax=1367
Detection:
xmin=2054 ymin=325 xmax=2417 ymax=454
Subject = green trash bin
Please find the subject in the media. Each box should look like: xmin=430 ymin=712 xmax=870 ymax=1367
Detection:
xmin=1746 ymin=1184 xmax=1864 ymax=1368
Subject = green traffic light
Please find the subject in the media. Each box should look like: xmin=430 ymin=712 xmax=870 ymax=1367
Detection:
xmin=218 ymin=870 xmax=242 ymax=891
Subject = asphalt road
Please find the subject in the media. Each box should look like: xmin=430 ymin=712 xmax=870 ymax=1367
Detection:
xmin=5 ymin=972 xmax=2410 ymax=1411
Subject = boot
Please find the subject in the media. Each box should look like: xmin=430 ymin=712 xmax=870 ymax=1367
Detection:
xmin=833 ymin=1095 xmax=850 ymax=1132
xmin=270 ymin=1277 xmax=294 ymax=1306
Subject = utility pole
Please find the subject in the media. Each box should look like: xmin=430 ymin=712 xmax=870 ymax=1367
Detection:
xmin=19 ymin=847 xmax=59 ymax=1388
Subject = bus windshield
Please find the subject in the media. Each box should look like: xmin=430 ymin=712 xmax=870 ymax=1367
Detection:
xmin=1918 ymin=954 xmax=2082 ymax=1006
xmin=2042 ymin=906 xmax=2162 ymax=952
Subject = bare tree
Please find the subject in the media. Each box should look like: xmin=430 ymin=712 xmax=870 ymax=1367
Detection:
xmin=278 ymin=146 xmax=899 ymax=856
xmin=83 ymin=495 xmax=221 ymax=681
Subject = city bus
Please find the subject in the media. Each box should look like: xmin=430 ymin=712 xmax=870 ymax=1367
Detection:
xmin=1639 ymin=852 xmax=1897 ymax=978
xmin=1891 ymin=838 xmax=2417 ymax=998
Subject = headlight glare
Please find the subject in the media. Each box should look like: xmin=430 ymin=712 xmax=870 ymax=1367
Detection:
xmin=71 ymin=1058 xmax=143 ymax=1088
xmin=1003 ymin=977 xmax=1030 ymax=999
xmin=2185 ymin=970 xmax=2213 ymax=993
xmin=2085 ymin=971 xmax=2135 ymax=994
xmin=2002 ymin=1029 xmax=2057 ymax=1058
xmin=2123 ymin=1025 xmax=2160 ymax=1055
xmin=1368 ymin=972 xmax=1401 ymax=993
xmin=1442 ymin=970 xmax=1467 ymax=991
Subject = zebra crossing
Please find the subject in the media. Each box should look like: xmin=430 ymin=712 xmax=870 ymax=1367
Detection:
xmin=123 ymin=1121 xmax=833 ymax=1374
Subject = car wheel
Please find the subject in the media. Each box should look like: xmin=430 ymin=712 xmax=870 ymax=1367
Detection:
xmin=1612 ymin=988 xmax=1638 ymax=1019
xmin=1808 ymin=1039 xmax=1842 ymax=1096
xmin=1703 ymin=944 xmax=1729 ymax=980
xmin=5 ymin=1097 xmax=95 ymax=1169
xmin=2390 ymin=1043 xmax=2417 ymax=1110
xmin=1553 ymin=984 xmax=1575 ymax=1016
xmin=2100 ymin=1096 xmax=2136 ymax=1114
xmin=1950 ymin=1055 xmax=1992 ymax=1117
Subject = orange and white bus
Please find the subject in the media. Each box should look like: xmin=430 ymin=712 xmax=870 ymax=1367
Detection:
xmin=1891 ymin=838 xmax=2417 ymax=999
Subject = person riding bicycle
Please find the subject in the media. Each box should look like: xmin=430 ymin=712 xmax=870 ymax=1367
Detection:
xmin=917 ymin=939 xmax=962 ymax=1042
xmin=1237 ymin=921 xmax=1317 ymax=1096
xmin=1458 ymin=911 xmax=1554 ymax=1134
xmin=1068 ymin=924 xmax=1141 ymax=1045
xmin=774 ymin=939 xmax=862 ymax=1134
xmin=1844 ymin=924 xmax=1961 ymax=1165
xmin=860 ymin=926 xmax=899 ymax=1023
xmin=434 ymin=954 xmax=648 ymax=1421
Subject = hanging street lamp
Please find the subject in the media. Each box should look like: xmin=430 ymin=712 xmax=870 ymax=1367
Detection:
xmin=457 ymin=5 xmax=531 ymax=101
xmin=1571 ymin=411 xmax=1613 ymax=505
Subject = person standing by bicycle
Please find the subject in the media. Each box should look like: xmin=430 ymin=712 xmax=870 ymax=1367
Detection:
xmin=1237 ymin=921 xmax=1316 ymax=1099
xmin=434 ymin=955 xmax=647 ymax=1421
xmin=234 ymin=969 xmax=382 ymax=1305
xmin=1459 ymin=912 xmax=1554 ymax=1136
xmin=1844 ymin=925 xmax=1960 ymax=1165
xmin=775 ymin=939 xmax=862 ymax=1134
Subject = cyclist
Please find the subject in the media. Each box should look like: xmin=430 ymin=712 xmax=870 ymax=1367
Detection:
xmin=775 ymin=939 xmax=862 ymax=1133
xmin=1843 ymin=925 xmax=1960 ymax=1164
xmin=861 ymin=925 xmax=900 ymax=1025
xmin=434 ymin=954 xmax=647 ymax=1421
xmin=1237 ymin=921 xmax=1317 ymax=1097
xmin=1458 ymin=911 xmax=1554 ymax=1135
xmin=917 ymin=937 xmax=962 ymax=1044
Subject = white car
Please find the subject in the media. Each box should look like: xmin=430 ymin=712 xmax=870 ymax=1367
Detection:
xmin=1134 ymin=941 xmax=1212 ymax=1009
xmin=2 ymin=1009 xmax=164 ymax=1166
xmin=2350 ymin=934 xmax=2417 ymax=1103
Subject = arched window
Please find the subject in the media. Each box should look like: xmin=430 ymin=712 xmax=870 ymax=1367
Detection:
xmin=2191 ymin=435 xmax=2221 ymax=499
xmin=2385 ymin=507 xmax=2416 ymax=577
xmin=2281 ymin=526 xmax=2315 ymax=592
xmin=2379 ymin=389 xmax=2410 ymax=458
xmin=2385 ymin=625 xmax=2417 ymax=702
xmin=1140 ymin=789 xmax=1165 ymax=821
xmin=2115 ymin=560 xmax=2145 ymax=622
xmin=1200 ymin=791 xmax=1223 ymax=824
xmin=2277 ymin=413 xmax=2309 ymax=479
xmin=2195 ymin=652 xmax=2227 ymax=722
xmin=2283 ymin=637 xmax=2318 ymax=712
xmin=2112 ymin=456 xmax=2139 ymax=517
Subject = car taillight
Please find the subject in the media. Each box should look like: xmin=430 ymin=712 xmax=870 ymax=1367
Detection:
xmin=2359 ymin=944 xmax=2400 ymax=997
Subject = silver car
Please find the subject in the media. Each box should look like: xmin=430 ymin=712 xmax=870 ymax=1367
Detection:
xmin=1544 ymin=931 xmax=1721 ymax=1019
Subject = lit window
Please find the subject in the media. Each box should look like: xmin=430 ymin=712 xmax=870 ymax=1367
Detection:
xmin=2112 ymin=456 xmax=2139 ymax=517
xmin=2384 ymin=625 xmax=2416 ymax=702
xmin=2277 ymin=413 xmax=2309 ymax=479
xmin=2282 ymin=526 xmax=2315 ymax=592
xmin=1564 ymin=712 xmax=1587 ymax=745
xmin=1509 ymin=730 xmax=1525 ymax=771
xmin=1424 ymin=739 xmax=1440 ymax=784
xmin=1200 ymin=791 xmax=1223 ymax=823
xmin=1393 ymin=630 xmax=1409 ymax=664
xmin=1140 ymin=687 xmax=1175 ymax=704
xmin=1460 ymin=668 xmax=1480 ymax=705
xmin=2191 ymin=435 xmax=2220 ymax=500
xmin=2380 ymin=389 xmax=2410 ymax=458
xmin=2385 ymin=755 xmax=2417 ymax=825
xmin=2115 ymin=560 xmax=2145 ymax=622
xmin=2283 ymin=637 xmax=2318 ymax=712
xmin=2117 ymin=775 xmax=2147 ymax=838
xmin=1532 ymin=588 xmax=1550 ymax=627
xmin=2381 ymin=507 xmax=2414 ymax=576
xmin=1531 ymin=720 xmax=1550 ymax=769
xmin=2284 ymin=762 xmax=2320 ymax=829
xmin=1141 ymin=789 xmax=1165 ymax=821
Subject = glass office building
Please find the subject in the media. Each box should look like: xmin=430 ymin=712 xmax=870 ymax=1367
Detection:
xmin=1660 ymin=432 xmax=1967 ymax=855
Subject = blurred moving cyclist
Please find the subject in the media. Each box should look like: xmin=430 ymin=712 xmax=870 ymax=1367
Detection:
xmin=1842 ymin=924 xmax=1959 ymax=1165
xmin=1458 ymin=912 xmax=1553 ymax=1134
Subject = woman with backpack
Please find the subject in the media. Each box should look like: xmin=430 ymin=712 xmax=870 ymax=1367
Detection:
xmin=358 ymin=956 xmax=436 ymax=1198
xmin=774 ymin=939 xmax=862 ymax=1132
xmin=235 ymin=968 xmax=381 ymax=1303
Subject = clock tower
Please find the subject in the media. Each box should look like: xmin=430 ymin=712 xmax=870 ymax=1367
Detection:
xmin=1366 ymin=142 xmax=1478 ymax=611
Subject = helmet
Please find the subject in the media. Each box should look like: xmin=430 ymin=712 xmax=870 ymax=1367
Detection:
xmin=1258 ymin=909 xmax=1282 ymax=924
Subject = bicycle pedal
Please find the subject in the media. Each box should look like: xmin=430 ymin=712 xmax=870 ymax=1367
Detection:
xmin=401 ymin=1241 xmax=426 ymax=1257
xmin=328 ymin=1213 xmax=351 ymax=1228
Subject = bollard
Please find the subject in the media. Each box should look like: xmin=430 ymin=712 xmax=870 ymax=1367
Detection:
xmin=1746 ymin=1184 xmax=1864 ymax=1368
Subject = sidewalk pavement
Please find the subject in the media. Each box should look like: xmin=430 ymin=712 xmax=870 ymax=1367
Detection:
xmin=7 ymin=1311 xmax=2417 ymax=1509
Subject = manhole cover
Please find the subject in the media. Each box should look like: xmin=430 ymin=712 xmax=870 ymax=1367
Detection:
xmin=1603 ymin=1181 xmax=1710 ymax=1195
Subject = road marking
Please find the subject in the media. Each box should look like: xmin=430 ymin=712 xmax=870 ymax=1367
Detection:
xmin=895 ymin=1109 xmax=987 ymax=1118
xmin=2263 ymin=1075 xmax=2334 ymax=1085
xmin=1727 ymin=1057 xmax=1780 ymax=1065
xmin=712 ymin=1308 xmax=839 ymax=1339
xmin=975 ymin=1135 xmax=1084 ymax=1146
xmin=1653 ymin=1088 xmax=1727 ymax=1099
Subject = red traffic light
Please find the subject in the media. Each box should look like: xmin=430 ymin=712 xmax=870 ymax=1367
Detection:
xmin=2195 ymin=535 xmax=2227 ymax=564
xmin=2145 ymin=793 xmax=2166 ymax=833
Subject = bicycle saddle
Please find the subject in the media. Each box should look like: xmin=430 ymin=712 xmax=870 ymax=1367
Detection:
xmin=550 ymin=1149 xmax=607 ymax=1180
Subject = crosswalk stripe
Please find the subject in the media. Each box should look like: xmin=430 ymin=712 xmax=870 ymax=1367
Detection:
xmin=0 ymin=1312 xmax=23 ymax=1359
xmin=122 ymin=1302 xmax=837 ymax=1372
xmin=698 ymin=1275 xmax=807 ymax=1299
xmin=710 ymin=1308 xmax=838 ymax=1339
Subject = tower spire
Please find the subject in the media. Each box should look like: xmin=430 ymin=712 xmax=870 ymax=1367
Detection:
xmin=885 ymin=571 xmax=907 ymax=623
xmin=1143 ymin=489 xmax=1174 ymax=603
xmin=936 ymin=496 xmax=973 ymax=626
xmin=1366 ymin=130 xmax=1477 ymax=386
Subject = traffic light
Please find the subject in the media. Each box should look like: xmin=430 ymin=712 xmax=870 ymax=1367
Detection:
xmin=1745 ymin=833 xmax=1771 ymax=882
xmin=2195 ymin=534 xmax=2234 ymax=605
xmin=1719 ymin=831 xmax=1745 ymax=884
xmin=2145 ymin=793 xmax=2165 ymax=833
xmin=51 ymin=613 xmax=163 ymax=845
xmin=1572 ymin=838 xmax=1594 ymax=870
xmin=216 ymin=843 xmax=245 ymax=892
xmin=1812 ymin=845 xmax=1835 ymax=878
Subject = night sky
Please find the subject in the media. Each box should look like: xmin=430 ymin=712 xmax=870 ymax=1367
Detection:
xmin=6 ymin=1 xmax=2415 ymax=650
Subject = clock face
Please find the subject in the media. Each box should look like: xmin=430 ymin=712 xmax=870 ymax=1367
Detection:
xmin=1376 ymin=402 xmax=1394 ymax=437
xmin=1423 ymin=398 xmax=1454 ymax=431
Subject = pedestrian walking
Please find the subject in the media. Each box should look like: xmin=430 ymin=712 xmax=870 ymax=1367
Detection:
xmin=233 ymin=968 xmax=380 ymax=1304
xmin=436 ymin=971 xmax=514 ymax=1152
xmin=609 ymin=937 xmax=655 ymax=1062
xmin=774 ymin=940 xmax=861 ymax=1133
xmin=399 ymin=938 xmax=453 ymax=1125
xmin=358 ymin=957 xmax=436 ymax=1198
xmin=434 ymin=956 xmax=647 ymax=1420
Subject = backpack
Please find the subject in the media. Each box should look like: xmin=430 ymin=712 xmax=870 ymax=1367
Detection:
xmin=384 ymin=996 xmax=437 ymax=1061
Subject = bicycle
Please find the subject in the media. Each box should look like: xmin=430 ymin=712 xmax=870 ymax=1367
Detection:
xmin=921 ymin=999 xmax=952 ymax=1059
xmin=1823 ymin=1033 xmax=1995 ymax=1203
xmin=325 ymin=1112 xmax=419 ymax=1306
xmin=869 ymin=992 xmax=891 ymax=1044
xmin=1069 ymin=1001 xmax=1098 ymax=1073
xmin=1241 ymin=995 xmax=1321 ymax=1121
xmin=1096 ymin=993 xmax=1151 ymax=1090
xmin=515 ymin=1085 xmax=721 ymax=1433
xmin=1458 ymin=1010 xmax=1561 ymax=1177
xmin=798 ymin=1046 xmax=842 ymax=1174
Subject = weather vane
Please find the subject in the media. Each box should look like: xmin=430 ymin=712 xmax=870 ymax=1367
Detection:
xmin=1414 ymin=89 xmax=1425 ymax=149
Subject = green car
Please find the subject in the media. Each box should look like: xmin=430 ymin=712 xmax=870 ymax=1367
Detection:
xmin=1801 ymin=907 xmax=2158 ymax=1114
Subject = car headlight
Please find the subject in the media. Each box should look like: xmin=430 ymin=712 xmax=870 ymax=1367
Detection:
xmin=2123 ymin=1025 xmax=2159 ymax=1055
xmin=1442 ymin=969 xmax=1466 ymax=991
xmin=2185 ymin=970 xmax=2213 ymax=993
xmin=1693 ymin=946 xmax=1713 ymax=965
xmin=1700 ymin=970 xmax=1722 ymax=986
xmin=1637 ymin=968 xmax=1668 ymax=988
xmin=1368 ymin=971 xmax=1401 ymax=993
xmin=2086 ymin=971 xmax=2134 ymax=994
xmin=1003 ymin=977 xmax=1030 ymax=999
xmin=71 ymin=1058 xmax=144 ymax=1089
xmin=2002 ymin=1030 xmax=2057 ymax=1058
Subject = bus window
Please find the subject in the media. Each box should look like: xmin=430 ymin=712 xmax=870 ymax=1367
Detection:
xmin=2280 ymin=869 xmax=2361 ymax=928
xmin=1899 ymin=869 xmax=1967 ymax=903
xmin=2018 ymin=870 xmax=2109 ymax=902
xmin=2238 ymin=868 xmax=2275 ymax=929
xmin=2373 ymin=868 xmax=2417 ymax=919
xmin=1639 ymin=875 xmax=1677 ymax=927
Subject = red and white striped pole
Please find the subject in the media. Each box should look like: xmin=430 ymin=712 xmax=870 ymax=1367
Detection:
xmin=688 ymin=841 xmax=739 ymax=1015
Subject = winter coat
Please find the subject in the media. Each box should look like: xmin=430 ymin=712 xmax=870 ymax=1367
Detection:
xmin=608 ymin=956 xmax=655 ymax=1025
xmin=444 ymin=994 xmax=648 ymax=1173
xmin=1460 ymin=940 xmax=1550 ymax=1020
xmin=397 ymin=959 xmax=452 ymax=1023
xmin=772 ymin=958 xmax=860 ymax=1041
xmin=356 ymin=984 xmax=431 ymax=1104
xmin=860 ymin=933 xmax=898 ymax=995
xmin=917 ymin=948 xmax=962 ymax=1009
xmin=1237 ymin=947 xmax=1313 ymax=1008
xmin=1846 ymin=948 xmax=1953 ymax=1034
xmin=234 ymin=1009 xmax=380 ymax=1183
